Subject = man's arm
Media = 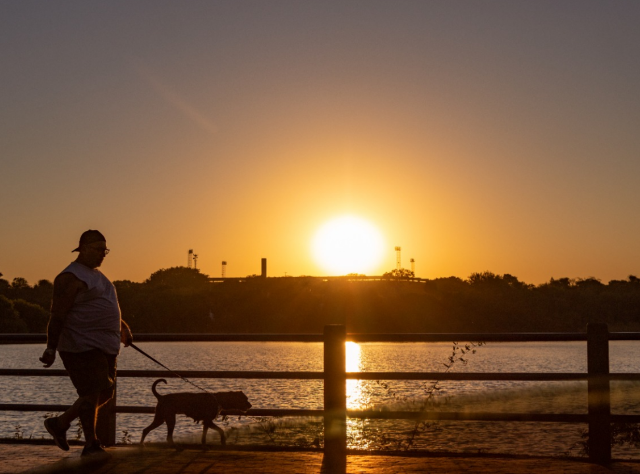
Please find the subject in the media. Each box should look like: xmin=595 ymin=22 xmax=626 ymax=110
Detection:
xmin=120 ymin=319 xmax=133 ymax=347
xmin=39 ymin=273 xmax=85 ymax=367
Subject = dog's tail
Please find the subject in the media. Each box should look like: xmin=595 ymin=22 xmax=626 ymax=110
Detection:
xmin=151 ymin=378 xmax=167 ymax=399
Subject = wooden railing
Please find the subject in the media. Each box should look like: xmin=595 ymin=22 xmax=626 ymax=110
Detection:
xmin=2 ymin=323 xmax=640 ymax=469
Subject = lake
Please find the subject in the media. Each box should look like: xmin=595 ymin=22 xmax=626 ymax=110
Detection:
xmin=2 ymin=341 xmax=640 ymax=458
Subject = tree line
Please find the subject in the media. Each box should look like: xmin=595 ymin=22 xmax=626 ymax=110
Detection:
xmin=1 ymin=268 xmax=640 ymax=334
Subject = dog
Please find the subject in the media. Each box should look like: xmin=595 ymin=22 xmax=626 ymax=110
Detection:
xmin=140 ymin=378 xmax=252 ymax=448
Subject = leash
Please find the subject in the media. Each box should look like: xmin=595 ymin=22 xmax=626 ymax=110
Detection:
xmin=129 ymin=342 xmax=212 ymax=394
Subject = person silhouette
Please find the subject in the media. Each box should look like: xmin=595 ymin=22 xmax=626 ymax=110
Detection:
xmin=40 ymin=230 xmax=132 ymax=457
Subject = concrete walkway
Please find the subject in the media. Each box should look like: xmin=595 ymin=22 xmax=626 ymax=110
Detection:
xmin=3 ymin=443 xmax=640 ymax=473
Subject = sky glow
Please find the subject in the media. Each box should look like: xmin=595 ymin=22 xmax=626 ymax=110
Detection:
xmin=1 ymin=2 xmax=639 ymax=284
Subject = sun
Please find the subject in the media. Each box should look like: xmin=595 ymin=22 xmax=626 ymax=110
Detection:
xmin=312 ymin=216 xmax=385 ymax=275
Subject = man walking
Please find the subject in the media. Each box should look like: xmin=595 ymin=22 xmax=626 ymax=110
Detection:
xmin=40 ymin=230 xmax=133 ymax=457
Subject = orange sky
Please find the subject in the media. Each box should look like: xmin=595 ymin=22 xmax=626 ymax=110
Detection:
xmin=1 ymin=2 xmax=640 ymax=285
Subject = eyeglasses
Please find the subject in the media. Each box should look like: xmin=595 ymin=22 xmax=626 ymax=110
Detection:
xmin=87 ymin=246 xmax=110 ymax=255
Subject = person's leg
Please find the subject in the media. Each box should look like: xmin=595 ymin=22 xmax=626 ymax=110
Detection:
xmin=95 ymin=353 xmax=116 ymax=418
xmin=54 ymin=350 xmax=116 ymax=449
xmin=86 ymin=354 xmax=117 ymax=448
xmin=56 ymin=397 xmax=83 ymax=429
xmin=44 ymin=412 xmax=72 ymax=451
xmin=47 ymin=392 xmax=101 ymax=447
xmin=44 ymin=352 xmax=95 ymax=451
xmin=48 ymin=388 xmax=107 ymax=447
xmin=77 ymin=393 xmax=100 ymax=446
xmin=97 ymin=386 xmax=114 ymax=409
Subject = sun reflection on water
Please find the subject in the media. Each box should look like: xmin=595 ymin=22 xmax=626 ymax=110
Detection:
xmin=346 ymin=341 xmax=363 ymax=409
xmin=346 ymin=341 xmax=377 ymax=449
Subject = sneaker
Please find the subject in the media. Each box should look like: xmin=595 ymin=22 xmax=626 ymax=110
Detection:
xmin=81 ymin=440 xmax=109 ymax=458
xmin=44 ymin=417 xmax=69 ymax=451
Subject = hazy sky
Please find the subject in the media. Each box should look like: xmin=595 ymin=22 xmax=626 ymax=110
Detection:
xmin=2 ymin=1 xmax=639 ymax=285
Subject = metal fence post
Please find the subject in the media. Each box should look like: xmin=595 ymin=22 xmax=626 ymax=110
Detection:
xmin=324 ymin=324 xmax=346 ymax=471
xmin=587 ymin=323 xmax=611 ymax=464
xmin=96 ymin=378 xmax=117 ymax=446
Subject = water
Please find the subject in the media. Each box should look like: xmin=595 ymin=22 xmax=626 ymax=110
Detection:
xmin=2 ymin=341 xmax=640 ymax=457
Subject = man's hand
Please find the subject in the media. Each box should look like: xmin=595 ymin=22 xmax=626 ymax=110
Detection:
xmin=121 ymin=322 xmax=133 ymax=347
xmin=39 ymin=348 xmax=56 ymax=368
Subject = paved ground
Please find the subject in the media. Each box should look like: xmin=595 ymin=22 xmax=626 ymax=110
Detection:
xmin=3 ymin=443 xmax=640 ymax=473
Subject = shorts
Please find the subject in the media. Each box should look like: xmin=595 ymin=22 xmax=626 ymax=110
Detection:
xmin=59 ymin=349 xmax=117 ymax=398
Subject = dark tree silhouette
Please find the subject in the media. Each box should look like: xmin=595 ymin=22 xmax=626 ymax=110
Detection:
xmin=382 ymin=268 xmax=415 ymax=280
xmin=0 ymin=295 xmax=28 ymax=333
xmin=12 ymin=299 xmax=49 ymax=333
xmin=3 ymin=268 xmax=640 ymax=334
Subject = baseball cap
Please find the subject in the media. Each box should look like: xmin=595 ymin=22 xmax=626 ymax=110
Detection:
xmin=72 ymin=230 xmax=107 ymax=252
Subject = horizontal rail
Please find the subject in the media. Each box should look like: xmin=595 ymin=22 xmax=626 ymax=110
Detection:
xmin=4 ymin=331 xmax=640 ymax=345
xmin=0 ymin=404 xmax=323 ymax=417
xmin=0 ymin=369 xmax=325 ymax=379
xmin=353 ymin=411 xmax=590 ymax=422
xmin=352 ymin=332 xmax=640 ymax=342
xmin=0 ymin=334 xmax=324 ymax=344
xmin=353 ymin=372 xmax=586 ymax=381
xmin=4 ymin=368 xmax=640 ymax=382
xmin=350 ymin=333 xmax=589 ymax=342
xmin=351 ymin=412 xmax=640 ymax=423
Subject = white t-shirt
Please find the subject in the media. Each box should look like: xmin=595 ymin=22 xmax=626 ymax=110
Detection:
xmin=56 ymin=262 xmax=122 ymax=355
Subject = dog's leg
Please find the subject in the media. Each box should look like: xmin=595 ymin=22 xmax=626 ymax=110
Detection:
xmin=166 ymin=413 xmax=177 ymax=449
xmin=201 ymin=422 xmax=209 ymax=446
xmin=140 ymin=413 xmax=166 ymax=445
xmin=204 ymin=420 xmax=226 ymax=447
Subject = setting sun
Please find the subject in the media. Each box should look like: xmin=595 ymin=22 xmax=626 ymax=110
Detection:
xmin=312 ymin=216 xmax=385 ymax=275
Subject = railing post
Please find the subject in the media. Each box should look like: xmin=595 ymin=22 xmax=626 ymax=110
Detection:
xmin=96 ymin=378 xmax=117 ymax=446
xmin=587 ymin=323 xmax=611 ymax=464
xmin=324 ymin=324 xmax=346 ymax=471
